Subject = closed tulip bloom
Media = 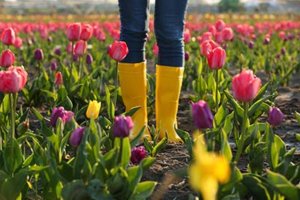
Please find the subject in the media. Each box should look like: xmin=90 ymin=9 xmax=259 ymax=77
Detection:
xmin=189 ymin=133 xmax=230 ymax=200
xmin=9 ymin=66 xmax=28 ymax=90
xmin=267 ymin=107 xmax=284 ymax=127
xmin=192 ymin=100 xmax=214 ymax=129
xmin=74 ymin=40 xmax=87 ymax=56
xmin=222 ymin=27 xmax=234 ymax=41
xmin=108 ymin=41 xmax=128 ymax=61
xmin=184 ymin=29 xmax=191 ymax=43
xmin=96 ymin=29 xmax=106 ymax=41
xmin=131 ymin=146 xmax=148 ymax=165
xmin=200 ymin=40 xmax=213 ymax=57
xmin=0 ymin=70 xmax=20 ymax=93
xmin=86 ymin=53 xmax=93 ymax=65
xmin=34 ymin=48 xmax=44 ymax=61
xmin=153 ymin=43 xmax=159 ymax=57
xmin=50 ymin=61 xmax=58 ymax=71
xmin=113 ymin=115 xmax=134 ymax=138
xmin=1 ymin=28 xmax=16 ymax=45
xmin=55 ymin=71 xmax=63 ymax=86
xmin=54 ymin=47 xmax=62 ymax=56
xmin=232 ymin=70 xmax=261 ymax=102
xmin=185 ymin=52 xmax=189 ymax=61
xmin=201 ymin=32 xmax=213 ymax=42
xmin=80 ymin=24 xmax=93 ymax=41
xmin=66 ymin=42 xmax=73 ymax=54
xmin=215 ymin=19 xmax=226 ymax=32
xmin=66 ymin=23 xmax=81 ymax=42
xmin=215 ymin=32 xmax=224 ymax=44
xmin=0 ymin=49 xmax=15 ymax=68
xmin=13 ymin=37 xmax=23 ymax=49
xmin=86 ymin=100 xmax=101 ymax=119
xmin=208 ymin=25 xmax=217 ymax=36
xmin=207 ymin=47 xmax=226 ymax=70
xmin=50 ymin=107 xmax=74 ymax=127
xmin=69 ymin=127 xmax=85 ymax=147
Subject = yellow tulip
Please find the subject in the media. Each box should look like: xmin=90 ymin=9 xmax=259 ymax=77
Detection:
xmin=86 ymin=100 xmax=101 ymax=119
xmin=189 ymin=131 xmax=231 ymax=200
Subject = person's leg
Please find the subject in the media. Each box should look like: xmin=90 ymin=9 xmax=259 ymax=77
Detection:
xmin=154 ymin=0 xmax=188 ymax=142
xmin=118 ymin=0 xmax=149 ymax=63
xmin=118 ymin=0 xmax=150 ymax=138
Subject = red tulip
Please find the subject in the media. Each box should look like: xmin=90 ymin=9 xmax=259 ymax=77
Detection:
xmin=74 ymin=40 xmax=87 ymax=56
xmin=66 ymin=42 xmax=73 ymax=54
xmin=96 ymin=29 xmax=106 ymax=41
xmin=55 ymin=71 xmax=63 ymax=86
xmin=1 ymin=28 xmax=15 ymax=46
xmin=108 ymin=41 xmax=128 ymax=61
xmin=207 ymin=47 xmax=226 ymax=70
xmin=184 ymin=29 xmax=191 ymax=43
xmin=80 ymin=24 xmax=93 ymax=41
xmin=13 ymin=37 xmax=23 ymax=49
xmin=215 ymin=19 xmax=226 ymax=32
xmin=153 ymin=43 xmax=159 ymax=57
xmin=208 ymin=25 xmax=217 ymax=36
xmin=200 ymin=40 xmax=219 ymax=57
xmin=222 ymin=27 xmax=234 ymax=41
xmin=66 ymin=23 xmax=81 ymax=42
xmin=232 ymin=70 xmax=261 ymax=102
xmin=0 ymin=49 xmax=15 ymax=68
xmin=201 ymin=32 xmax=213 ymax=43
xmin=0 ymin=66 xmax=27 ymax=93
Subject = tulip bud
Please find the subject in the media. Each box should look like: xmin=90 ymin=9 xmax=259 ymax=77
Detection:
xmin=215 ymin=19 xmax=226 ymax=32
xmin=222 ymin=27 xmax=234 ymax=41
xmin=50 ymin=61 xmax=58 ymax=71
xmin=86 ymin=53 xmax=93 ymax=65
xmin=263 ymin=37 xmax=270 ymax=45
xmin=184 ymin=29 xmax=191 ymax=43
xmin=50 ymin=107 xmax=74 ymax=127
xmin=281 ymin=47 xmax=286 ymax=55
xmin=80 ymin=24 xmax=93 ymax=41
xmin=185 ymin=52 xmax=189 ymax=61
xmin=153 ymin=43 xmax=159 ymax=57
xmin=86 ymin=100 xmax=101 ymax=119
xmin=113 ymin=115 xmax=134 ymax=138
xmin=14 ymin=37 xmax=23 ymax=49
xmin=54 ymin=47 xmax=62 ymax=56
xmin=207 ymin=47 xmax=226 ymax=70
xmin=267 ymin=107 xmax=284 ymax=127
xmin=131 ymin=146 xmax=148 ymax=165
xmin=215 ymin=32 xmax=224 ymax=44
xmin=66 ymin=23 xmax=81 ymax=42
xmin=0 ymin=49 xmax=15 ymax=68
xmin=74 ymin=40 xmax=87 ymax=57
xmin=0 ymin=70 xmax=21 ymax=93
xmin=248 ymin=41 xmax=254 ymax=49
xmin=108 ymin=41 xmax=128 ymax=61
xmin=1 ymin=28 xmax=16 ymax=46
xmin=232 ymin=70 xmax=261 ymax=102
xmin=34 ymin=48 xmax=44 ymax=61
xmin=69 ymin=127 xmax=85 ymax=147
xmin=55 ymin=72 xmax=63 ymax=86
xmin=192 ymin=100 xmax=214 ymax=129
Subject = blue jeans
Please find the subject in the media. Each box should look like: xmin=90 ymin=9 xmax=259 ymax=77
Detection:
xmin=118 ymin=0 xmax=188 ymax=67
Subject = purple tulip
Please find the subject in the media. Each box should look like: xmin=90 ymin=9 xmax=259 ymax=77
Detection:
xmin=50 ymin=61 xmax=58 ymax=71
xmin=192 ymin=100 xmax=214 ymax=129
xmin=267 ymin=107 xmax=284 ymax=127
xmin=113 ymin=115 xmax=134 ymax=138
xmin=131 ymin=146 xmax=147 ymax=165
xmin=69 ymin=127 xmax=85 ymax=147
xmin=248 ymin=41 xmax=254 ymax=49
xmin=184 ymin=52 xmax=189 ymax=61
xmin=50 ymin=107 xmax=74 ymax=127
xmin=54 ymin=47 xmax=62 ymax=56
xmin=34 ymin=48 xmax=44 ymax=61
xmin=86 ymin=53 xmax=93 ymax=65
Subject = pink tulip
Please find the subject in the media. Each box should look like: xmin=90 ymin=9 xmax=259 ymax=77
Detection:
xmin=215 ymin=32 xmax=224 ymax=44
xmin=207 ymin=47 xmax=226 ymax=70
xmin=66 ymin=23 xmax=81 ymax=42
xmin=108 ymin=41 xmax=128 ymax=61
xmin=215 ymin=19 xmax=226 ymax=32
xmin=0 ymin=49 xmax=15 ymax=68
xmin=74 ymin=40 xmax=87 ymax=56
xmin=153 ymin=43 xmax=159 ymax=57
xmin=1 ymin=28 xmax=16 ymax=46
xmin=232 ymin=70 xmax=261 ymax=102
xmin=0 ymin=66 xmax=27 ymax=93
xmin=80 ymin=24 xmax=93 ymax=41
xmin=9 ymin=66 xmax=28 ymax=90
xmin=14 ymin=37 xmax=23 ymax=49
xmin=201 ymin=32 xmax=213 ymax=42
xmin=200 ymin=40 xmax=219 ymax=57
xmin=208 ymin=25 xmax=217 ymax=36
xmin=222 ymin=27 xmax=234 ymax=41
xmin=184 ymin=29 xmax=191 ymax=43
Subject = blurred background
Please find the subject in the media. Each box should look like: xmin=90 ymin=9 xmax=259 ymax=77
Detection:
xmin=0 ymin=0 xmax=299 ymax=15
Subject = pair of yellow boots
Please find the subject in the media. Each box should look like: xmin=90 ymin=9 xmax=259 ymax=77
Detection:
xmin=118 ymin=62 xmax=183 ymax=142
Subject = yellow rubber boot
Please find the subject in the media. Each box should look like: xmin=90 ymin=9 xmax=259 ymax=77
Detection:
xmin=156 ymin=65 xmax=184 ymax=143
xmin=118 ymin=62 xmax=150 ymax=139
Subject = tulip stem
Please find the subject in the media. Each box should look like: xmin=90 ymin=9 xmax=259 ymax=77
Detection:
xmin=234 ymin=102 xmax=249 ymax=162
xmin=215 ymin=70 xmax=219 ymax=113
xmin=9 ymin=93 xmax=17 ymax=140
xmin=79 ymin=57 xmax=83 ymax=78
xmin=118 ymin=138 xmax=123 ymax=164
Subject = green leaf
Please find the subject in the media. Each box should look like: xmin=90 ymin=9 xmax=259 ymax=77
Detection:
xmin=151 ymin=137 xmax=167 ymax=156
xmin=31 ymin=107 xmax=44 ymax=121
xmin=62 ymin=180 xmax=89 ymax=200
xmin=120 ymin=138 xmax=131 ymax=168
xmin=215 ymin=105 xmax=227 ymax=126
xmin=130 ymin=126 xmax=146 ymax=148
xmin=176 ymin=129 xmax=193 ymax=157
xmin=224 ymin=91 xmax=244 ymax=121
xmin=127 ymin=166 xmax=143 ymax=193
xmin=4 ymin=138 xmax=23 ymax=174
xmin=140 ymin=157 xmax=155 ymax=171
xmin=130 ymin=181 xmax=157 ymax=200
xmin=253 ymin=82 xmax=269 ymax=102
xmin=221 ymin=129 xmax=232 ymax=161
xmin=295 ymin=112 xmax=300 ymax=125
xmin=266 ymin=170 xmax=300 ymax=200
xmin=242 ymin=174 xmax=271 ymax=200
xmin=124 ymin=106 xmax=141 ymax=117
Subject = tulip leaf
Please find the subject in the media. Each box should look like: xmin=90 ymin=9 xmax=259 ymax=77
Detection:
xmin=151 ymin=137 xmax=167 ymax=156
xmin=62 ymin=180 xmax=89 ymax=200
xmin=31 ymin=107 xmax=44 ymax=121
xmin=130 ymin=181 xmax=157 ymax=200
xmin=140 ymin=157 xmax=155 ymax=171
xmin=3 ymin=138 xmax=23 ymax=175
xmin=130 ymin=126 xmax=146 ymax=148
xmin=224 ymin=90 xmax=244 ymax=120
xmin=266 ymin=170 xmax=300 ymax=200
xmin=127 ymin=166 xmax=143 ymax=194
xmin=215 ymin=105 xmax=227 ymax=126
xmin=124 ymin=106 xmax=141 ymax=117
xmin=120 ymin=137 xmax=131 ymax=168
xmin=221 ymin=129 xmax=232 ymax=161
xmin=295 ymin=112 xmax=300 ymax=125
xmin=253 ymin=82 xmax=269 ymax=102
xmin=242 ymin=174 xmax=271 ymax=200
xmin=176 ymin=129 xmax=193 ymax=157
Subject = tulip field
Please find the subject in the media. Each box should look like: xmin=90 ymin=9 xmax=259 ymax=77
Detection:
xmin=0 ymin=13 xmax=300 ymax=200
